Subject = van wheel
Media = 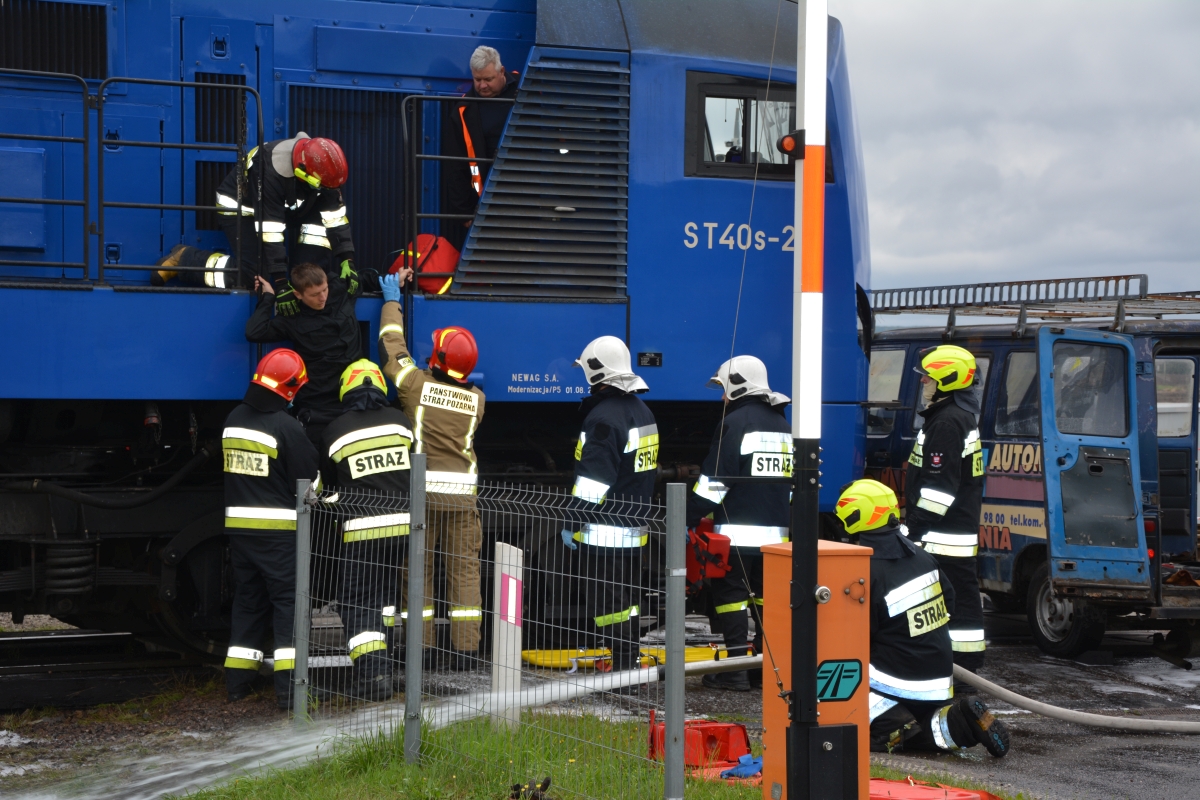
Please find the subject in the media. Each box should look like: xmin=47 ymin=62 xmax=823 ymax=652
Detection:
xmin=1026 ymin=562 xmax=1105 ymax=658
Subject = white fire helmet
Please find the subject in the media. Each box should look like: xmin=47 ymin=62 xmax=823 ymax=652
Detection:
xmin=574 ymin=336 xmax=649 ymax=393
xmin=708 ymin=355 xmax=790 ymax=406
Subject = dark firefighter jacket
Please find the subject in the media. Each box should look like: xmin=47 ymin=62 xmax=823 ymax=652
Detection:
xmin=321 ymin=404 xmax=414 ymax=495
xmin=245 ymin=273 xmax=362 ymax=414
xmin=865 ymin=524 xmax=956 ymax=703
xmin=905 ymin=392 xmax=984 ymax=559
xmin=686 ymin=396 xmax=792 ymax=547
xmin=223 ymin=395 xmax=320 ymax=533
xmin=441 ymin=73 xmax=520 ymax=220
xmin=215 ymin=135 xmax=355 ymax=279
xmin=568 ymin=389 xmax=659 ymax=547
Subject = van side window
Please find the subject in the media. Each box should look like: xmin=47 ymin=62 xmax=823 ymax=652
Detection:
xmin=913 ymin=356 xmax=990 ymax=431
xmin=867 ymin=349 xmax=906 ymax=436
xmin=1156 ymin=358 xmax=1195 ymax=437
xmin=996 ymin=352 xmax=1039 ymax=437
xmin=1053 ymin=342 xmax=1128 ymax=437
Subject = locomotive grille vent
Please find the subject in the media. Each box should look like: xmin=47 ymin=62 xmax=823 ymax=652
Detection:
xmin=194 ymin=73 xmax=246 ymax=144
xmin=0 ymin=0 xmax=108 ymax=79
xmin=289 ymin=86 xmax=407 ymax=277
xmin=195 ymin=161 xmax=234 ymax=231
xmin=456 ymin=56 xmax=630 ymax=299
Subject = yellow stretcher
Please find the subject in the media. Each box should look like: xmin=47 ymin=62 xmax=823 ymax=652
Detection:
xmin=521 ymin=646 xmax=741 ymax=671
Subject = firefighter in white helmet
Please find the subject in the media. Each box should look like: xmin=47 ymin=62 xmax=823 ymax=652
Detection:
xmin=564 ymin=336 xmax=659 ymax=672
xmin=687 ymin=355 xmax=792 ymax=691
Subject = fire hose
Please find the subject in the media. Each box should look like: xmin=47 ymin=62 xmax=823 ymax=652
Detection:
xmin=680 ymin=656 xmax=1200 ymax=733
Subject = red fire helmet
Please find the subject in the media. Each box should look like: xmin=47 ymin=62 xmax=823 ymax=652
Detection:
xmin=252 ymin=348 xmax=308 ymax=400
xmin=429 ymin=327 xmax=478 ymax=383
xmin=292 ymin=137 xmax=348 ymax=189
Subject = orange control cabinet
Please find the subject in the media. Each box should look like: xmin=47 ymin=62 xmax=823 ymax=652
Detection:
xmin=761 ymin=540 xmax=871 ymax=800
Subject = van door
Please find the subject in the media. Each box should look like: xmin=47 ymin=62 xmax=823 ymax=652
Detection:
xmin=1038 ymin=327 xmax=1152 ymax=600
xmin=1154 ymin=356 xmax=1198 ymax=558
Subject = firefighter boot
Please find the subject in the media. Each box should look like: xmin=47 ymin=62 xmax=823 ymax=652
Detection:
xmin=152 ymin=244 xmax=190 ymax=286
xmin=702 ymin=645 xmax=751 ymax=692
xmin=702 ymin=670 xmax=751 ymax=692
xmin=957 ymin=695 xmax=1010 ymax=758
xmin=449 ymin=649 xmax=482 ymax=672
xmin=350 ymin=672 xmax=395 ymax=702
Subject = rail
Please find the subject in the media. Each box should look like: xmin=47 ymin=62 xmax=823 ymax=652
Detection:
xmin=96 ymin=77 xmax=266 ymax=287
xmin=871 ymin=275 xmax=1149 ymax=314
xmin=869 ymin=274 xmax=1200 ymax=336
xmin=0 ymin=69 xmax=91 ymax=280
xmin=398 ymin=94 xmax=516 ymax=340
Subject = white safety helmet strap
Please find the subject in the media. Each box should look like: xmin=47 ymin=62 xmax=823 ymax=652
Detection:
xmin=708 ymin=355 xmax=790 ymax=406
xmin=574 ymin=336 xmax=649 ymax=394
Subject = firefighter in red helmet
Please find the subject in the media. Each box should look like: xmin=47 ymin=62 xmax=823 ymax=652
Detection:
xmin=222 ymin=348 xmax=321 ymax=709
xmin=377 ymin=270 xmax=487 ymax=669
xmin=205 ymin=133 xmax=367 ymax=314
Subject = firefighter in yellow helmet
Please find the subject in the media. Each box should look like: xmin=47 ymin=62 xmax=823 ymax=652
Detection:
xmin=905 ymin=344 xmax=988 ymax=678
xmin=836 ymin=479 xmax=1009 ymax=757
xmin=320 ymin=359 xmax=414 ymax=700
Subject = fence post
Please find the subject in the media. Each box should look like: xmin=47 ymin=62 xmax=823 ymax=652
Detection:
xmin=404 ymin=453 xmax=427 ymax=763
xmin=293 ymin=478 xmax=313 ymax=727
xmin=664 ymin=483 xmax=686 ymax=800
xmin=491 ymin=542 xmax=524 ymax=730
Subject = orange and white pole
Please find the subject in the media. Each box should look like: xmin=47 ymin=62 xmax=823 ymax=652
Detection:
xmin=789 ymin=0 xmax=831 ymax=796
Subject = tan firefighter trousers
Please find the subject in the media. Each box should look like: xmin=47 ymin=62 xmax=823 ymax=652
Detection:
xmin=399 ymin=492 xmax=484 ymax=652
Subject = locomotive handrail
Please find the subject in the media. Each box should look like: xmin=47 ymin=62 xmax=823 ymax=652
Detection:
xmin=400 ymin=93 xmax=517 ymax=345
xmin=95 ymin=77 xmax=266 ymax=287
xmin=0 ymin=68 xmax=91 ymax=281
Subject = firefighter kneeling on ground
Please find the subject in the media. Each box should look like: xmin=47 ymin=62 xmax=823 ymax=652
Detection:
xmin=378 ymin=271 xmax=486 ymax=669
xmin=564 ymin=336 xmax=659 ymax=674
xmin=320 ymin=359 xmax=414 ymax=700
xmin=222 ymin=348 xmax=321 ymax=709
xmin=687 ymin=356 xmax=792 ymax=692
xmin=905 ymin=344 xmax=988 ymax=679
xmin=835 ymin=479 xmax=1009 ymax=757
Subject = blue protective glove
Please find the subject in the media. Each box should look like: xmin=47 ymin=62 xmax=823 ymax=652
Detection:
xmin=381 ymin=272 xmax=402 ymax=303
xmin=719 ymin=755 xmax=763 ymax=779
xmin=560 ymin=529 xmax=577 ymax=550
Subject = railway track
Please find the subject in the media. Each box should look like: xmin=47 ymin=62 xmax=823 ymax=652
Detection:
xmin=0 ymin=629 xmax=212 ymax=710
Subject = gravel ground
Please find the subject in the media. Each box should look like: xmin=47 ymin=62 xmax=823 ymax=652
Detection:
xmin=0 ymin=614 xmax=76 ymax=633
xmin=6 ymin=613 xmax=1200 ymax=798
xmin=0 ymin=674 xmax=283 ymax=788
xmin=871 ymin=617 xmax=1200 ymax=799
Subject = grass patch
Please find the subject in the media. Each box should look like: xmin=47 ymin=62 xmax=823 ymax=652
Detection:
xmin=180 ymin=712 xmax=761 ymax=800
xmin=869 ymin=763 xmax=1030 ymax=800
xmin=177 ymin=710 xmax=1032 ymax=800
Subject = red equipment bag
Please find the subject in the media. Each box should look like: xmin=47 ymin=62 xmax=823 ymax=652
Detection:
xmin=686 ymin=518 xmax=731 ymax=595
xmin=390 ymin=233 xmax=458 ymax=295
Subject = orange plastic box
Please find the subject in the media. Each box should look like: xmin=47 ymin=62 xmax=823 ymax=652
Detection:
xmin=760 ymin=540 xmax=872 ymax=800
xmin=647 ymin=716 xmax=752 ymax=768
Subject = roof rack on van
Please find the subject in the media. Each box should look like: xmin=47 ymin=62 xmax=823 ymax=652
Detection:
xmin=869 ymin=274 xmax=1200 ymax=337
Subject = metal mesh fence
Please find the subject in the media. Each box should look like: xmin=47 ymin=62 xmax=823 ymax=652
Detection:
xmin=291 ymin=462 xmax=690 ymax=799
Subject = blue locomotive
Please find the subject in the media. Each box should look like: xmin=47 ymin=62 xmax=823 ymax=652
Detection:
xmin=0 ymin=0 xmax=870 ymax=652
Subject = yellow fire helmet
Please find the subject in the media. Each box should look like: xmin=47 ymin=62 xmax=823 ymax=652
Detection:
xmin=915 ymin=344 xmax=977 ymax=392
xmin=339 ymin=359 xmax=387 ymax=401
xmin=835 ymin=478 xmax=899 ymax=535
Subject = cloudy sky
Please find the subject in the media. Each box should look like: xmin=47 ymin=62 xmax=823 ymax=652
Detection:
xmin=827 ymin=0 xmax=1200 ymax=295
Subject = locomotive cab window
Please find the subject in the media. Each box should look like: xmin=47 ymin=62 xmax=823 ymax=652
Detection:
xmin=686 ymin=72 xmax=808 ymax=180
